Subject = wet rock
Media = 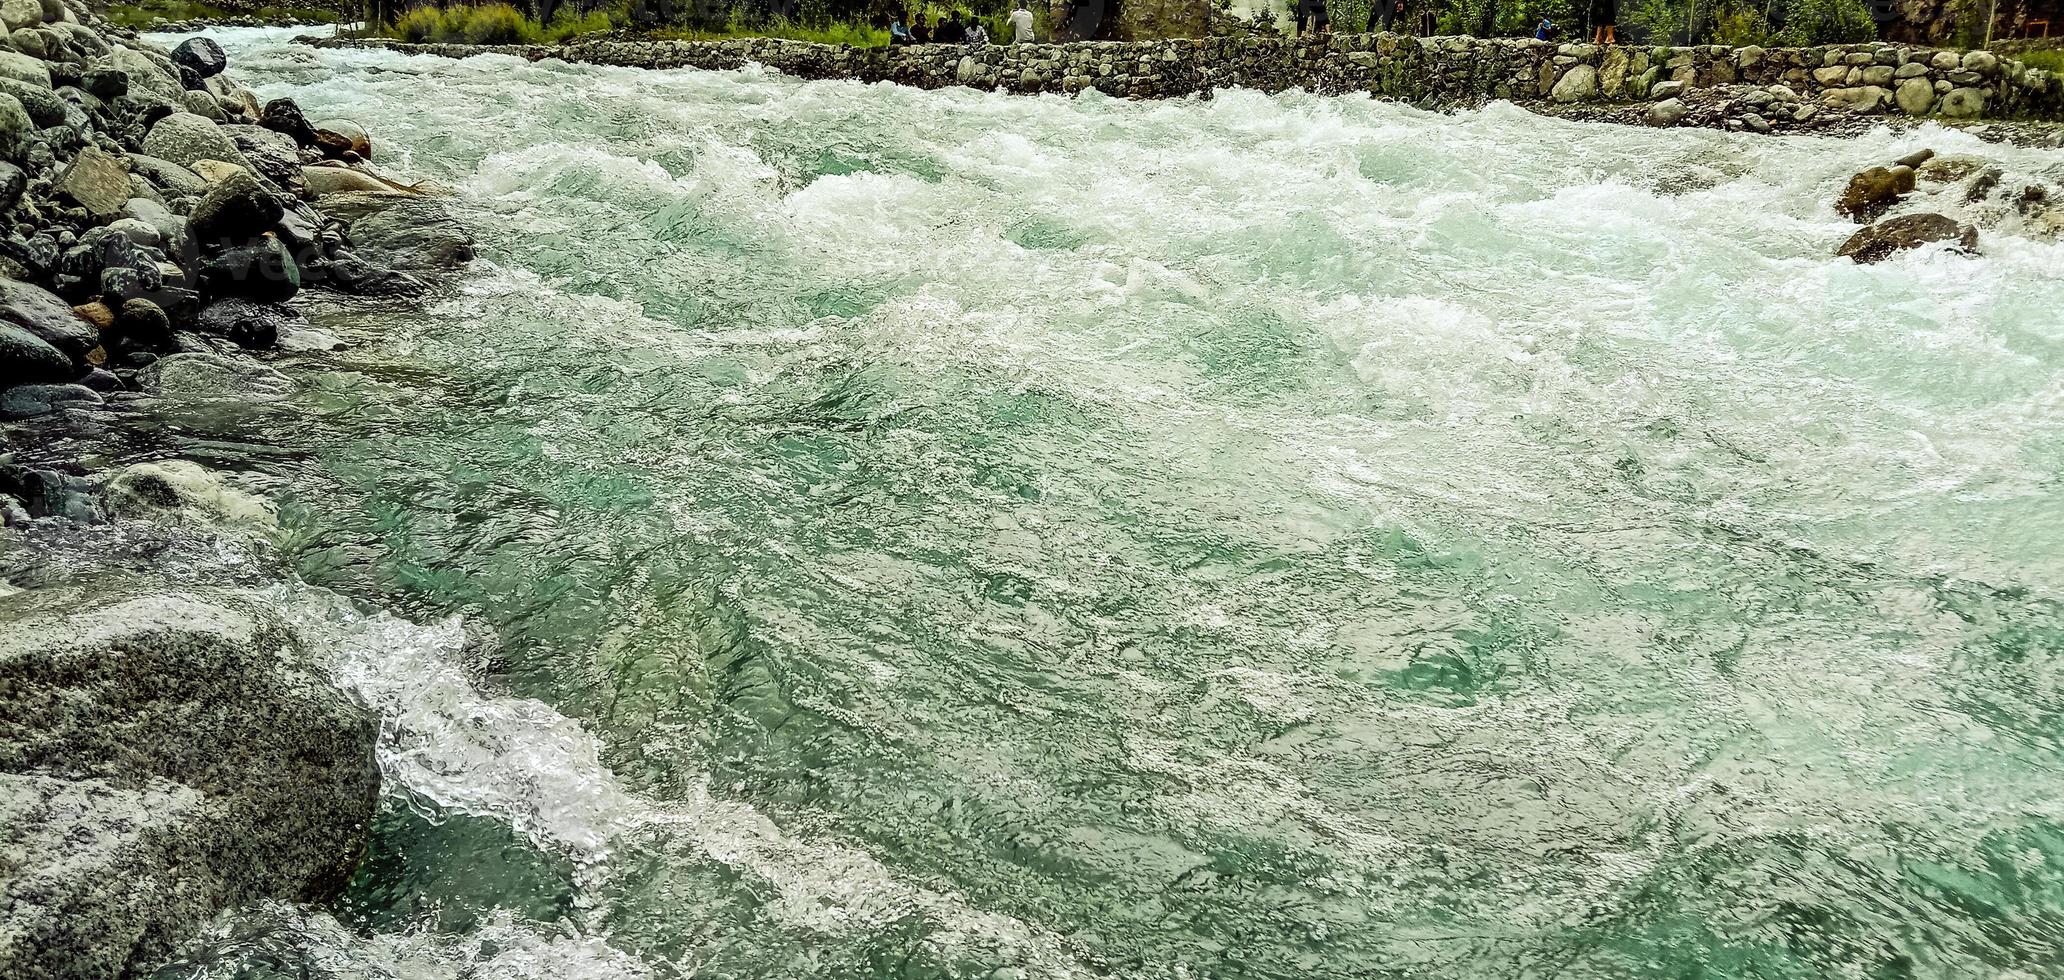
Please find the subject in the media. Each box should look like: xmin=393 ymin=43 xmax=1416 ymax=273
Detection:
xmin=100 ymin=459 xmax=274 ymax=527
xmin=191 ymin=296 xmax=295 ymax=348
xmin=0 ymin=380 xmax=98 ymax=417
xmin=0 ymin=461 xmax=101 ymax=521
xmin=1837 ymin=213 xmax=1978 ymax=263
xmin=171 ymin=36 xmax=226 ymax=79
xmin=0 ymin=321 xmax=69 ymax=383
xmin=138 ymin=350 xmax=291 ymax=398
xmin=301 ymin=164 xmax=398 ymax=196
xmin=1894 ymin=148 xmax=1935 ymax=170
xmin=1647 ymin=97 xmax=1686 ymax=126
xmin=186 ymin=167 xmax=280 ymax=245
xmin=1836 ymin=166 xmax=1905 ymax=222
xmin=198 ymin=237 xmax=298 ymax=304
xmin=311 ymin=117 xmax=370 ymax=159
xmin=97 ymin=47 xmax=180 ymax=106
xmin=112 ymin=296 xmax=169 ymax=348
xmin=0 ymin=589 xmax=379 ymax=980
xmin=276 ymin=324 xmax=344 ymax=351
xmin=341 ymin=194 xmax=472 ymax=274
xmin=139 ymin=111 xmax=248 ymax=173
xmin=0 ymin=275 xmax=92 ymax=360
xmin=54 ymin=144 xmax=128 ymax=219
xmin=258 ymin=96 xmax=315 ymax=146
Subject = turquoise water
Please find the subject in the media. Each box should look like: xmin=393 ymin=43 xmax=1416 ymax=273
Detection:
xmin=154 ymin=29 xmax=2064 ymax=979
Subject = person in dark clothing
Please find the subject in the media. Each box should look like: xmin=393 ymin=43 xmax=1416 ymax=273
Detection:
xmin=936 ymin=14 xmax=966 ymax=41
xmin=1295 ymin=0 xmax=1329 ymax=34
xmin=1367 ymin=0 xmax=1405 ymax=32
xmin=1534 ymin=16 xmax=1555 ymax=39
xmin=1591 ymin=0 xmax=1617 ymax=42
xmin=912 ymin=15 xmax=932 ymax=42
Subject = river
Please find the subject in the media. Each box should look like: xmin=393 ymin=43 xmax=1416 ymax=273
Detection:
xmin=143 ymin=27 xmax=2064 ymax=980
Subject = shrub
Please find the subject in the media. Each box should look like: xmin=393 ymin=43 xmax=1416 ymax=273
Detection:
xmin=1775 ymin=0 xmax=1876 ymax=44
xmin=459 ymin=1 xmax=532 ymax=43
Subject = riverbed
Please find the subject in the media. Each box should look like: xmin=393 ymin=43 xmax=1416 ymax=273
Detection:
xmin=140 ymin=27 xmax=2064 ymax=980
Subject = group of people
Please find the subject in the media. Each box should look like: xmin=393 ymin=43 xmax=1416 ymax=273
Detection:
xmin=1292 ymin=0 xmax=1618 ymax=45
xmin=888 ymin=1 xmax=1036 ymax=45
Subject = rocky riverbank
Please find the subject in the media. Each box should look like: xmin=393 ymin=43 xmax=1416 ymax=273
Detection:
xmin=306 ymin=32 xmax=2064 ymax=130
xmin=0 ymin=6 xmax=473 ymax=979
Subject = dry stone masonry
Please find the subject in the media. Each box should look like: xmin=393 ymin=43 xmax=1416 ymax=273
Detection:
xmin=308 ymin=33 xmax=2064 ymax=123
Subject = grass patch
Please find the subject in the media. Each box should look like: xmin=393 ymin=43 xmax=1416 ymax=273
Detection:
xmin=652 ymin=13 xmax=888 ymax=46
xmin=2014 ymin=48 xmax=2064 ymax=75
xmin=107 ymin=0 xmax=340 ymax=27
xmin=391 ymin=2 xmax=612 ymax=44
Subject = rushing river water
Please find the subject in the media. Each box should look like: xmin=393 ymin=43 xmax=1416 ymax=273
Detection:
xmin=121 ymin=27 xmax=2064 ymax=980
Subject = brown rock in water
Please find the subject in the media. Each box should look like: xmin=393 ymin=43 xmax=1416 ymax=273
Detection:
xmin=1836 ymin=166 xmax=1905 ymax=222
xmin=1837 ymin=213 xmax=1978 ymax=264
xmin=1894 ymin=148 xmax=1935 ymax=169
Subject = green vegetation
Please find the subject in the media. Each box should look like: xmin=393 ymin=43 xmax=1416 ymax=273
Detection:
xmin=652 ymin=10 xmax=889 ymax=46
xmin=391 ymin=1 xmax=611 ymax=43
xmin=2014 ymin=48 xmax=2064 ymax=74
xmin=105 ymin=0 xmax=339 ymax=27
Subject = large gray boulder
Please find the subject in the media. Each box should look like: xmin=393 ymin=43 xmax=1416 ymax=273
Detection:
xmin=139 ymin=111 xmax=249 ymax=173
xmin=0 ymin=321 xmax=69 ymax=384
xmin=329 ymin=192 xmax=474 ymax=273
xmin=0 ymin=276 xmax=93 ymax=361
xmin=0 ymin=588 xmax=380 ymax=980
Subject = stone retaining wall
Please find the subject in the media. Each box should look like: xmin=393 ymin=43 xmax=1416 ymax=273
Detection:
xmin=306 ymin=33 xmax=2064 ymax=121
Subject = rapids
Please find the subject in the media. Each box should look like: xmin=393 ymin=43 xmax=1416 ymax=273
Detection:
xmin=146 ymin=27 xmax=2064 ymax=980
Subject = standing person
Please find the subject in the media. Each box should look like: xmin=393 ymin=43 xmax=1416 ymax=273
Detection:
xmin=1296 ymin=0 xmax=1329 ymax=34
xmin=1367 ymin=0 xmax=1404 ymax=32
xmin=1591 ymin=0 xmax=1616 ymax=42
xmin=1009 ymin=0 xmax=1035 ymax=42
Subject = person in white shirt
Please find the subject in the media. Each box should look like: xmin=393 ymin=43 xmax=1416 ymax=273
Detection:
xmin=1009 ymin=1 xmax=1035 ymax=42
xmin=967 ymin=19 xmax=989 ymax=44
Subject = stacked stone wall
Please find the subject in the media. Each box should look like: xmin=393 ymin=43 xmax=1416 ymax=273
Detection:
xmin=306 ymin=33 xmax=2064 ymax=120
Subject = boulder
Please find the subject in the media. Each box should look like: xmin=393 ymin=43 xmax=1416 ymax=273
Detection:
xmin=258 ymin=96 xmax=315 ymax=147
xmin=338 ymin=194 xmax=473 ymax=274
xmin=311 ymin=118 xmax=370 ymax=159
xmin=0 ymin=589 xmax=379 ymax=980
xmin=1895 ymin=76 xmax=1934 ymax=115
xmin=138 ymin=351 xmax=291 ymax=399
xmin=126 ymin=153 xmax=206 ymax=198
xmin=191 ymin=295 xmax=298 ymax=350
xmin=55 ymin=145 xmax=130 ymax=219
xmin=1550 ymin=64 xmax=1598 ymax=102
xmin=100 ymin=460 xmax=274 ymax=527
xmin=1821 ymin=85 xmax=1889 ymax=112
xmin=0 ymin=381 xmax=98 ymax=417
xmin=186 ymin=167 xmax=281 ymax=246
xmin=1837 ymin=213 xmax=1977 ymax=263
xmin=139 ymin=111 xmax=249 ymax=173
xmin=1646 ymin=96 xmax=1687 ymax=126
xmin=198 ymin=238 xmax=299 ymax=304
xmin=301 ymin=164 xmax=401 ymax=196
xmin=181 ymin=88 xmax=226 ymax=123
xmin=0 ymin=321 xmax=69 ymax=384
xmin=0 ymin=0 xmax=37 ymax=31
xmin=0 ymin=50 xmax=47 ymax=88
xmin=0 ymin=92 xmax=29 ymax=161
xmin=223 ymin=123 xmax=301 ymax=192
xmin=0 ymin=275 xmax=93 ymax=360
xmin=1836 ymin=166 xmax=1904 ymax=222
xmin=96 ymin=48 xmax=179 ymax=105
xmin=171 ymin=37 xmax=226 ymax=79
xmin=1939 ymin=86 xmax=1984 ymax=118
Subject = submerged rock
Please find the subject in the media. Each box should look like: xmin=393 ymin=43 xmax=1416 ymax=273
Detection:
xmin=100 ymin=459 xmax=275 ymax=527
xmin=1837 ymin=213 xmax=1978 ymax=263
xmin=0 ymin=588 xmax=379 ymax=979
xmin=171 ymin=37 xmax=226 ymax=79
xmin=330 ymin=192 xmax=473 ymax=273
xmin=0 ymin=320 xmax=69 ymax=384
xmin=1835 ymin=165 xmax=1907 ymax=222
